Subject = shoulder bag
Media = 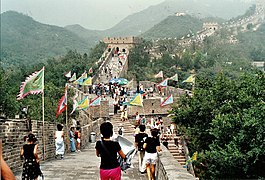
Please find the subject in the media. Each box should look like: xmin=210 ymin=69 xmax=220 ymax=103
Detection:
xmin=100 ymin=141 xmax=131 ymax=171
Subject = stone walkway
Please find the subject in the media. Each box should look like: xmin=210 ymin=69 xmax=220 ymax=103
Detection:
xmin=15 ymin=122 xmax=147 ymax=180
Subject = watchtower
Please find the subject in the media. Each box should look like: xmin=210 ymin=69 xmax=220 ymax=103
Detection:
xmin=256 ymin=0 xmax=265 ymax=20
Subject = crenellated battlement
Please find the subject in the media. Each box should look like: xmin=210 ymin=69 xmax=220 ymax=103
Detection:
xmin=203 ymin=22 xmax=220 ymax=31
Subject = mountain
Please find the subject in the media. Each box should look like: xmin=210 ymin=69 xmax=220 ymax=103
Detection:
xmin=141 ymin=15 xmax=203 ymax=39
xmin=105 ymin=0 xmax=253 ymax=37
xmin=66 ymin=0 xmax=253 ymax=38
xmin=0 ymin=11 xmax=92 ymax=67
xmin=64 ymin=24 xmax=103 ymax=44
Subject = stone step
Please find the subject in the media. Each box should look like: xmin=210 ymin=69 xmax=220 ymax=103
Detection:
xmin=173 ymin=155 xmax=186 ymax=161
xmin=175 ymin=158 xmax=186 ymax=163
xmin=171 ymin=152 xmax=181 ymax=156
xmin=168 ymin=149 xmax=179 ymax=153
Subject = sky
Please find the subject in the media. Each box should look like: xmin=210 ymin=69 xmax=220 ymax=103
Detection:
xmin=1 ymin=0 xmax=165 ymax=30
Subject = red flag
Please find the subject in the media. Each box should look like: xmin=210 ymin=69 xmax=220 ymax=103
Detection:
xmin=56 ymin=91 xmax=67 ymax=118
xmin=89 ymin=67 xmax=93 ymax=74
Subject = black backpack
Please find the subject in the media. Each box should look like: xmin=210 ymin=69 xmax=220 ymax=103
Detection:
xmin=137 ymin=134 xmax=147 ymax=151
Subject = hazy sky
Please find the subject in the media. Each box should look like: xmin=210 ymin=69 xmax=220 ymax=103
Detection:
xmin=1 ymin=0 xmax=165 ymax=30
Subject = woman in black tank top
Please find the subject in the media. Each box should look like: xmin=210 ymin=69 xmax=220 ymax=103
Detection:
xmin=20 ymin=133 xmax=42 ymax=180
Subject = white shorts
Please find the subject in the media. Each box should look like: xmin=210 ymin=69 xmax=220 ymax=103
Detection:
xmin=143 ymin=152 xmax=157 ymax=165
xmin=77 ymin=138 xmax=81 ymax=143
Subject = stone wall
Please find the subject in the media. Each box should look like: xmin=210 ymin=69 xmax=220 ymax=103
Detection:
xmin=128 ymin=98 xmax=175 ymax=116
xmin=89 ymin=100 xmax=109 ymax=119
xmin=156 ymin=145 xmax=197 ymax=180
xmin=0 ymin=119 xmax=57 ymax=172
xmin=139 ymin=81 xmax=191 ymax=97
xmin=103 ymin=37 xmax=142 ymax=45
xmin=0 ymin=117 xmax=104 ymax=173
xmin=80 ymin=118 xmax=104 ymax=148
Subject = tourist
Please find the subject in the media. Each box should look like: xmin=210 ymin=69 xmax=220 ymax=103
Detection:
xmin=135 ymin=112 xmax=140 ymax=125
xmin=135 ymin=125 xmax=148 ymax=173
xmin=170 ymin=122 xmax=175 ymax=135
xmin=170 ymin=122 xmax=175 ymax=139
xmin=150 ymin=116 xmax=155 ymax=127
xmin=118 ymin=125 xmax=124 ymax=136
xmin=75 ymin=127 xmax=81 ymax=152
xmin=123 ymin=107 xmax=128 ymax=121
xmin=95 ymin=122 xmax=126 ymax=180
xmin=140 ymin=116 xmax=147 ymax=125
xmin=54 ymin=124 xmax=64 ymax=159
xmin=113 ymin=97 xmax=119 ymax=114
xmin=20 ymin=133 xmax=42 ymax=180
xmin=149 ymin=86 xmax=154 ymax=97
xmin=69 ymin=127 xmax=76 ymax=152
xmin=143 ymin=129 xmax=161 ymax=180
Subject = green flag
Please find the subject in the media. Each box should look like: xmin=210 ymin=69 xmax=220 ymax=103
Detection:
xmin=17 ymin=67 xmax=44 ymax=100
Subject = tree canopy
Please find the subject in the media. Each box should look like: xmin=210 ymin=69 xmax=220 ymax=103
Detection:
xmin=172 ymin=71 xmax=265 ymax=179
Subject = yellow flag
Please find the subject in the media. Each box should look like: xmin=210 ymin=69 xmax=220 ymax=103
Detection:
xmin=192 ymin=151 xmax=198 ymax=161
xmin=73 ymin=71 xmax=87 ymax=85
xmin=182 ymin=75 xmax=195 ymax=83
xmin=82 ymin=77 xmax=92 ymax=86
xmin=78 ymin=96 xmax=89 ymax=110
xmin=129 ymin=94 xmax=143 ymax=107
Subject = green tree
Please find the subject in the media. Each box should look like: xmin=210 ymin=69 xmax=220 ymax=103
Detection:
xmin=172 ymin=71 xmax=265 ymax=179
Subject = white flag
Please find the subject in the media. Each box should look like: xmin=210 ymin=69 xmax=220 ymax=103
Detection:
xmin=154 ymin=71 xmax=163 ymax=78
xmin=64 ymin=71 xmax=71 ymax=78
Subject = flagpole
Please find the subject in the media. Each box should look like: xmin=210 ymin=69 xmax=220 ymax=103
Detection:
xmin=100 ymin=102 xmax=102 ymax=118
xmin=42 ymin=67 xmax=45 ymax=160
xmin=65 ymin=83 xmax=68 ymax=146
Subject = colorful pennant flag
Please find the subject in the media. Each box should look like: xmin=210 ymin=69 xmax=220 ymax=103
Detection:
xmin=17 ymin=67 xmax=44 ymax=100
xmin=64 ymin=71 xmax=71 ymax=78
xmin=78 ymin=96 xmax=89 ymax=110
xmin=88 ymin=67 xmax=93 ymax=74
xmin=183 ymin=151 xmax=198 ymax=168
xmin=56 ymin=89 xmax=67 ymax=118
xmin=89 ymin=96 xmax=101 ymax=107
xmin=154 ymin=71 xmax=163 ymax=78
xmin=70 ymin=92 xmax=79 ymax=114
xmin=182 ymin=75 xmax=195 ymax=83
xmin=74 ymin=71 xmax=87 ymax=85
xmin=82 ymin=77 xmax=92 ymax=86
xmin=69 ymin=73 xmax=76 ymax=82
xmin=169 ymin=73 xmax=178 ymax=81
xmin=129 ymin=93 xmax=143 ymax=107
xmin=158 ymin=78 xmax=168 ymax=87
xmin=160 ymin=94 xmax=173 ymax=107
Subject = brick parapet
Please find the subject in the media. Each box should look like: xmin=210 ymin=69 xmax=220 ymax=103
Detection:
xmin=0 ymin=117 xmax=105 ymax=173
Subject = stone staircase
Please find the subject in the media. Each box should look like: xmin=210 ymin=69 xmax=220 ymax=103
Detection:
xmin=111 ymin=114 xmax=187 ymax=167
xmin=166 ymin=136 xmax=186 ymax=166
xmin=110 ymin=114 xmax=136 ymax=138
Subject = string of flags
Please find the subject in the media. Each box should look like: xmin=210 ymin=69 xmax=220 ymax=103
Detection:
xmin=18 ymin=66 xmax=192 ymax=119
xmin=154 ymin=71 xmax=195 ymax=84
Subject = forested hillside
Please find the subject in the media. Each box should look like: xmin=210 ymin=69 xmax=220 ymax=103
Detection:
xmin=0 ymin=42 xmax=106 ymax=121
xmin=64 ymin=24 xmax=103 ymax=45
xmin=142 ymin=15 xmax=203 ymax=39
xmin=237 ymin=22 xmax=265 ymax=60
xmin=0 ymin=11 xmax=92 ymax=67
